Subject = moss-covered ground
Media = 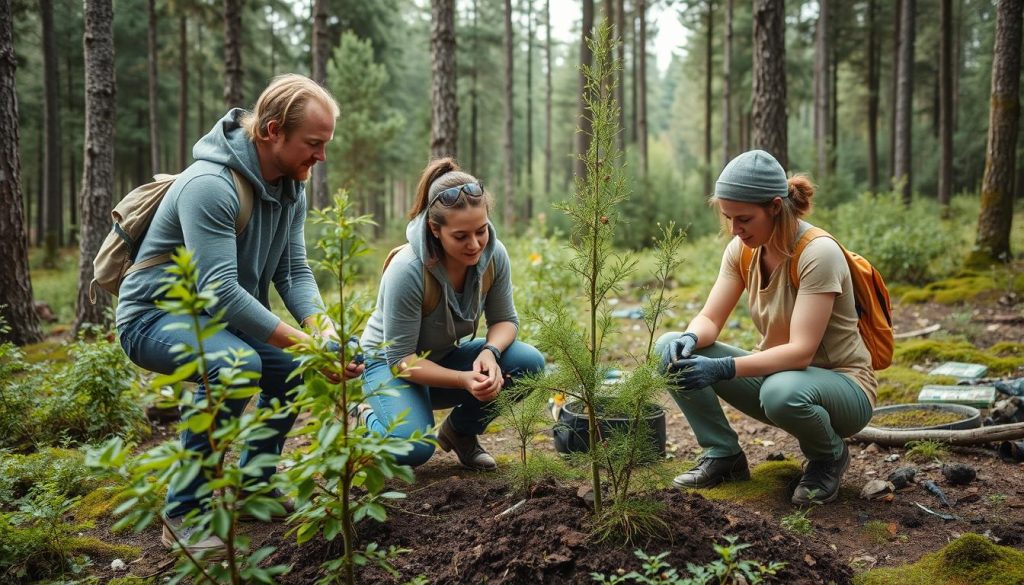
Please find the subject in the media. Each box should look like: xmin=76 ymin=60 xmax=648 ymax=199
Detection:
xmin=854 ymin=533 xmax=1024 ymax=585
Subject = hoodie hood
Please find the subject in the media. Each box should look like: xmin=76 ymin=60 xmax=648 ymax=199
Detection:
xmin=405 ymin=210 xmax=497 ymax=340
xmin=192 ymin=108 xmax=301 ymax=207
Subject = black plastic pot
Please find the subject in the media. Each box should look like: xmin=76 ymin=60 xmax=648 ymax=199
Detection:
xmin=869 ymin=403 xmax=982 ymax=431
xmin=553 ymin=399 xmax=667 ymax=457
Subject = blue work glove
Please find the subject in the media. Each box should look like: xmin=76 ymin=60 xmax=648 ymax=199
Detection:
xmin=670 ymin=333 xmax=699 ymax=362
xmin=671 ymin=354 xmax=736 ymax=391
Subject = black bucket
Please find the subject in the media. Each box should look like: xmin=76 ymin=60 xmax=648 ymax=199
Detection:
xmin=553 ymin=399 xmax=667 ymax=457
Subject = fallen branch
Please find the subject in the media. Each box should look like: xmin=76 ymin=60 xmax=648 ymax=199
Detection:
xmin=852 ymin=422 xmax=1024 ymax=447
xmin=893 ymin=323 xmax=941 ymax=339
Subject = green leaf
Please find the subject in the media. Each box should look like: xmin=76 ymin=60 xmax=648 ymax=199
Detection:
xmin=185 ymin=412 xmax=214 ymax=433
xmin=212 ymin=506 xmax=232 ymax=539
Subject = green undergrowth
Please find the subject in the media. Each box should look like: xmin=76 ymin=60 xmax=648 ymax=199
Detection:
xmin=0 ymin=448 xmax=99 ymax=505
xmin=898 ymin=268 xmax=1024 ymax=305
xmin=20 ymin=339 xmax=71 ymax=365
xmin=682 ymin=460 xmax=801 ymax=503
xmin=64 ymin=536 xmax=141 ymax=559
xmin=875 ymin=365 xmax=957 ymax=404
xmin=894 ymin=339 xmax=1024 ymax=376
xmin=854 ymin=533 xmax=1024 ymax=585
xmin=108 ymin=577 xmax=155 ymax=585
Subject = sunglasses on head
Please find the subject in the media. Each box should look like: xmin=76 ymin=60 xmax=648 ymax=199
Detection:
xmin=430 ymin=182 xmax=484 ymax=208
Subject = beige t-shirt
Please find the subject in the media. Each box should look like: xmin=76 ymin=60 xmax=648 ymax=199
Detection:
xmin=718 ymin=224 xmax=878 ymax=406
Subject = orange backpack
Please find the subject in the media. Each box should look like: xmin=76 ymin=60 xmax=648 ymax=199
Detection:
xmin=738 ymin=227 xmax=894 ymax=370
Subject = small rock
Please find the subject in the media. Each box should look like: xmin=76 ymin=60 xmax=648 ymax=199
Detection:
xmin=110 ymin=559 xmax=127 ymax=572
xmin=766 ymin=451 xmax=786 ymax=461
xmin=887 ymin=467 xmax=918 ymax=490
xmin=884 ymin=453 xmax=901 ymax=463
xmin=864 ymin=443 xmax=881 ymax=454
xmin=577 ymin=484 xmax=595 ymax=507
xmin=942 ymin=463 xmax=977 ymax=485
xmin=860 ymin=479 xmax=896 ymax=500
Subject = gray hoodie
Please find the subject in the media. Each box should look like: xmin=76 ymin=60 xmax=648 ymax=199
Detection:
xmin=115 ymin=109 xmax=325 ymax=341
xmin=360 ymin=211 xmax=519 ymax=367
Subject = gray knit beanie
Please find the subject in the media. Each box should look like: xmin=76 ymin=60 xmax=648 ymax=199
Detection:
xmin=714 ymin=149 xmax=789 ymax=202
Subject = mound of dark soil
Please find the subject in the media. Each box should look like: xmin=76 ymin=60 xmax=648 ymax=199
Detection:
xmin=270 ymin=476 xmax=852 ymax=584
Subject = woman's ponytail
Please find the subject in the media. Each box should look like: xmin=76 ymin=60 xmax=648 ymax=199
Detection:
xmin=409 ymin=157 xmax=460 ymax=218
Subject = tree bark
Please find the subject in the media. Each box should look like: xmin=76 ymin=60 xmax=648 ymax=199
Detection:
xmin=636 ymin=0 xmax=647 ymax=178
xmin=431 ymin=0 xmax=458 ymax=159
xmin=503 ymin=0 xmax=515 ymax=229
xmin=889 ymin=0 xmax=901 ymax=183
xmin=223 ymin=0 xmax=243 ymax=108
xmin=972 ymin=0 xmax=1022 ymax=264
xmin=854 ymin=421 xmax=1024 ymax=447
xmin=40 ymin=0 xmax=62 ymax=265
xmin=893 ymin=0 xmax=915 ymax=204
xmin=704 ymin=0 xmax=713 ymax=195
xmin=470 ymin=0 xmax=479 ymax=172
xmin=178 ymin=15 xmax=188 ymax=171
xmin=310 ymin=0 xmax=329 ymax=208
xmin=938 ymin=0 xmax=953 ymax=211
xmin=148 ymin=0 xmax=160 ymax=175
xmin=722 ymin=0 xmax=733 ymax=167
xmin=525 ymin=0 xmax=534 ymax=219
xmin=576 ymin=0 xmax=595 ymax=181
xmin=867 ymin=0 xmax=879 ymax=194
xmin=814 ymin=0 xmax=830 ymax=181
xmin=751 ymin=0 xmax=787 ymax=168
xmin=197 ymin=20 xmax=205 ymax=137
xmin=544 ymin=0 xmax=552 ymax=196
xmin=0 ymin=0 xmax=42 ymax=345
xmin=615 ymin=0 xmax=625 ymax=153
xmin=75 ymin=0 xmax=116 ymax=331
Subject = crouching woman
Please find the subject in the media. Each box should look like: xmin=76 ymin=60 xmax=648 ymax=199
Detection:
xmin=357 ymin=158 xmax=545 ymax=470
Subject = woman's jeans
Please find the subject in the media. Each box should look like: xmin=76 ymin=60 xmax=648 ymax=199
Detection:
xmin=361 ymin=338 xmax=545 ymax=467
xmin=655 ymin=333 xmax=873 ymax=462
xmin=118 ymin=309 xmax=302 ymax=519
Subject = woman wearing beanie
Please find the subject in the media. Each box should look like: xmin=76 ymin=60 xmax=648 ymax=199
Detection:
xmin=655 ymin=149 xmax=876 ymax=505
xmin=357 ymin=158 xmax=545 ymax=471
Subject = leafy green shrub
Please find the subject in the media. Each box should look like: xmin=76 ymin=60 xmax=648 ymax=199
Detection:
xmin=814 ymin=192 xmax=962 ymax=284
xmin=0 ymin=448 xmax=99 ymax=505
xmin=0 ymin=483 xmax=93 ymax=583
xmin=591 ymin=536 xmax=786 ymax=584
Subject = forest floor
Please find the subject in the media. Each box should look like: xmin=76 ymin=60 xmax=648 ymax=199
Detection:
xmin=69 ymin=284 xmax=1024 ymax=585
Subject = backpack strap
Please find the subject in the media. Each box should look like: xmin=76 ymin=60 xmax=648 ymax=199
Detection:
xmin=123 ymin=168 xmax=254 ymax=278
xmin=737 ymin=243 xmax=756 ymax=289
xmin=787 ymin=227 xmax=832 ymax=289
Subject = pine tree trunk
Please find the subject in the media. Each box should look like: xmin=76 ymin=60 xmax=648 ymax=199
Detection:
xmin=636 ymin=0 xmax=647 ymax=178
xmin=178 ymin=15 xmax=188 ymax=171
xmin=972 ymin=0 xmax=1021 ymax=264
xmin=544 ymin=0 xmax=552 ymax=196
xmin=704 ymin=0 xmax=713 ymax=196
xmin=75 ymin=0 xmax=116 ymax=332
xmin=311 ymin=0 xmax=329 ymax=208
xmin=867 ymin=0 xmax=879 ymax=194
xmin=431 ymin=0 xmax=458 ymax=160
xmin=938 ymin=0 xmax=953 ymax=210
xmin=40 ymin=0 xmax=62 ymax=266
xmin=722 ymin=0 xmax=733 ymax=166
xmin=148 ymin=0 xmax=160 ymax=174
xmin=0 ymin=0 xmax=42 ymax=345
xmin=197 ymin=21 xmax=205 ymax=137
xmin=889 ymin=0 xmax=901 ymax=182
xmin=893 ymin=0 xmax=915 ymax=204
xmin=525 ymin=0 xmax=534 ymax=219
xmin=752 ymin=0 xmax=787 ymax=168
xmin=470 ymin=0 xmax=479 ymax=172
xmin=814 ymin=0 xmax=830 ymax=180
xmin=503 ymin=0 xmax=515 ymax=229
xmin=223 ymin=0 xmax=243 ymax=107
xmin=576 ymin=0 xmax=595 ymax=181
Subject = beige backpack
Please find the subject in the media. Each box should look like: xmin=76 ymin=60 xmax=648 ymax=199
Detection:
xmin=381 ymin=243 xmax=495 ymax=314
xmin=90 ymin=168 xmax=253 ymax=303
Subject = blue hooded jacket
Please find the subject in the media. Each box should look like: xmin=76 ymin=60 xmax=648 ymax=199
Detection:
xmin=115 ymin=109 xmax=325 ymax=341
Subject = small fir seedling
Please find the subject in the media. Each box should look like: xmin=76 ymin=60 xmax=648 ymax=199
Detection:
xmin=590 ymin=536 xmax=786 ymax=584
xmin=282 ymin=192 xmax=421 ymax=585
xmin=88 ymin=248 xmax=290 ymax=585
xmin=905 ymin=439 xmax=949 ymax=462
xmin=493 ymin=381 xmax=565 ymax=498
xmin=780 ymin=508 xmax=814 ymax=536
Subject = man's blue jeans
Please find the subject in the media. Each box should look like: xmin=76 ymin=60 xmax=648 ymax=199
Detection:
xmin=361 ymin=338 xmax=545 ymax=467
xmin=118 ymin=309 xmax=302 ymax=519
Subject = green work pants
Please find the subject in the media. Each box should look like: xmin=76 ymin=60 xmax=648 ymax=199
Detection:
xmin=655 ymin=335 xmax=873 ymax=461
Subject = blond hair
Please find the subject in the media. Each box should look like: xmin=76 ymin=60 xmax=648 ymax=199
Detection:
xmin=239 ymin=74 xmax=340 ymax=141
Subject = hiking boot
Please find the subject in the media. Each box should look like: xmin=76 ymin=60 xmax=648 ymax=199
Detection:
xmin=161 ymin=515 xmax=226 ymax=559
xmin=437 ymin=416 xmax=497 ymax=471
xmin=347 ymin=402 xmax=372 ymax=429
xmin=672 ymin=451 xmax=750 ymax=489
xmin=238 ymin=488 xmax=296 ymax=522
xmin=791 ymin=444 xmax=851 ymax=505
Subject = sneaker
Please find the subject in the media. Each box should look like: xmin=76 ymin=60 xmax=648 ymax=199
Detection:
xmin=161 ymin=516 xmax=226 ymax=559
xmin=347 ymin=402 xmax=372 ymax=428
xmin=791 ymin=444 xmax=851 ymax=505
xmin=437 ymin=416 xmax=497 ymax=471
xmin=672 ymin=451 xmax=750 ymax=489
xmin=238 ymin=488 xmax=296 ymax=522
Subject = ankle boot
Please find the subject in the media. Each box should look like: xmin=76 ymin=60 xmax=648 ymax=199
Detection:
xmin=673 ymin=451 xmax=750 ymax=489
xmin=437 ymin=416 xmax=496 ymax=471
